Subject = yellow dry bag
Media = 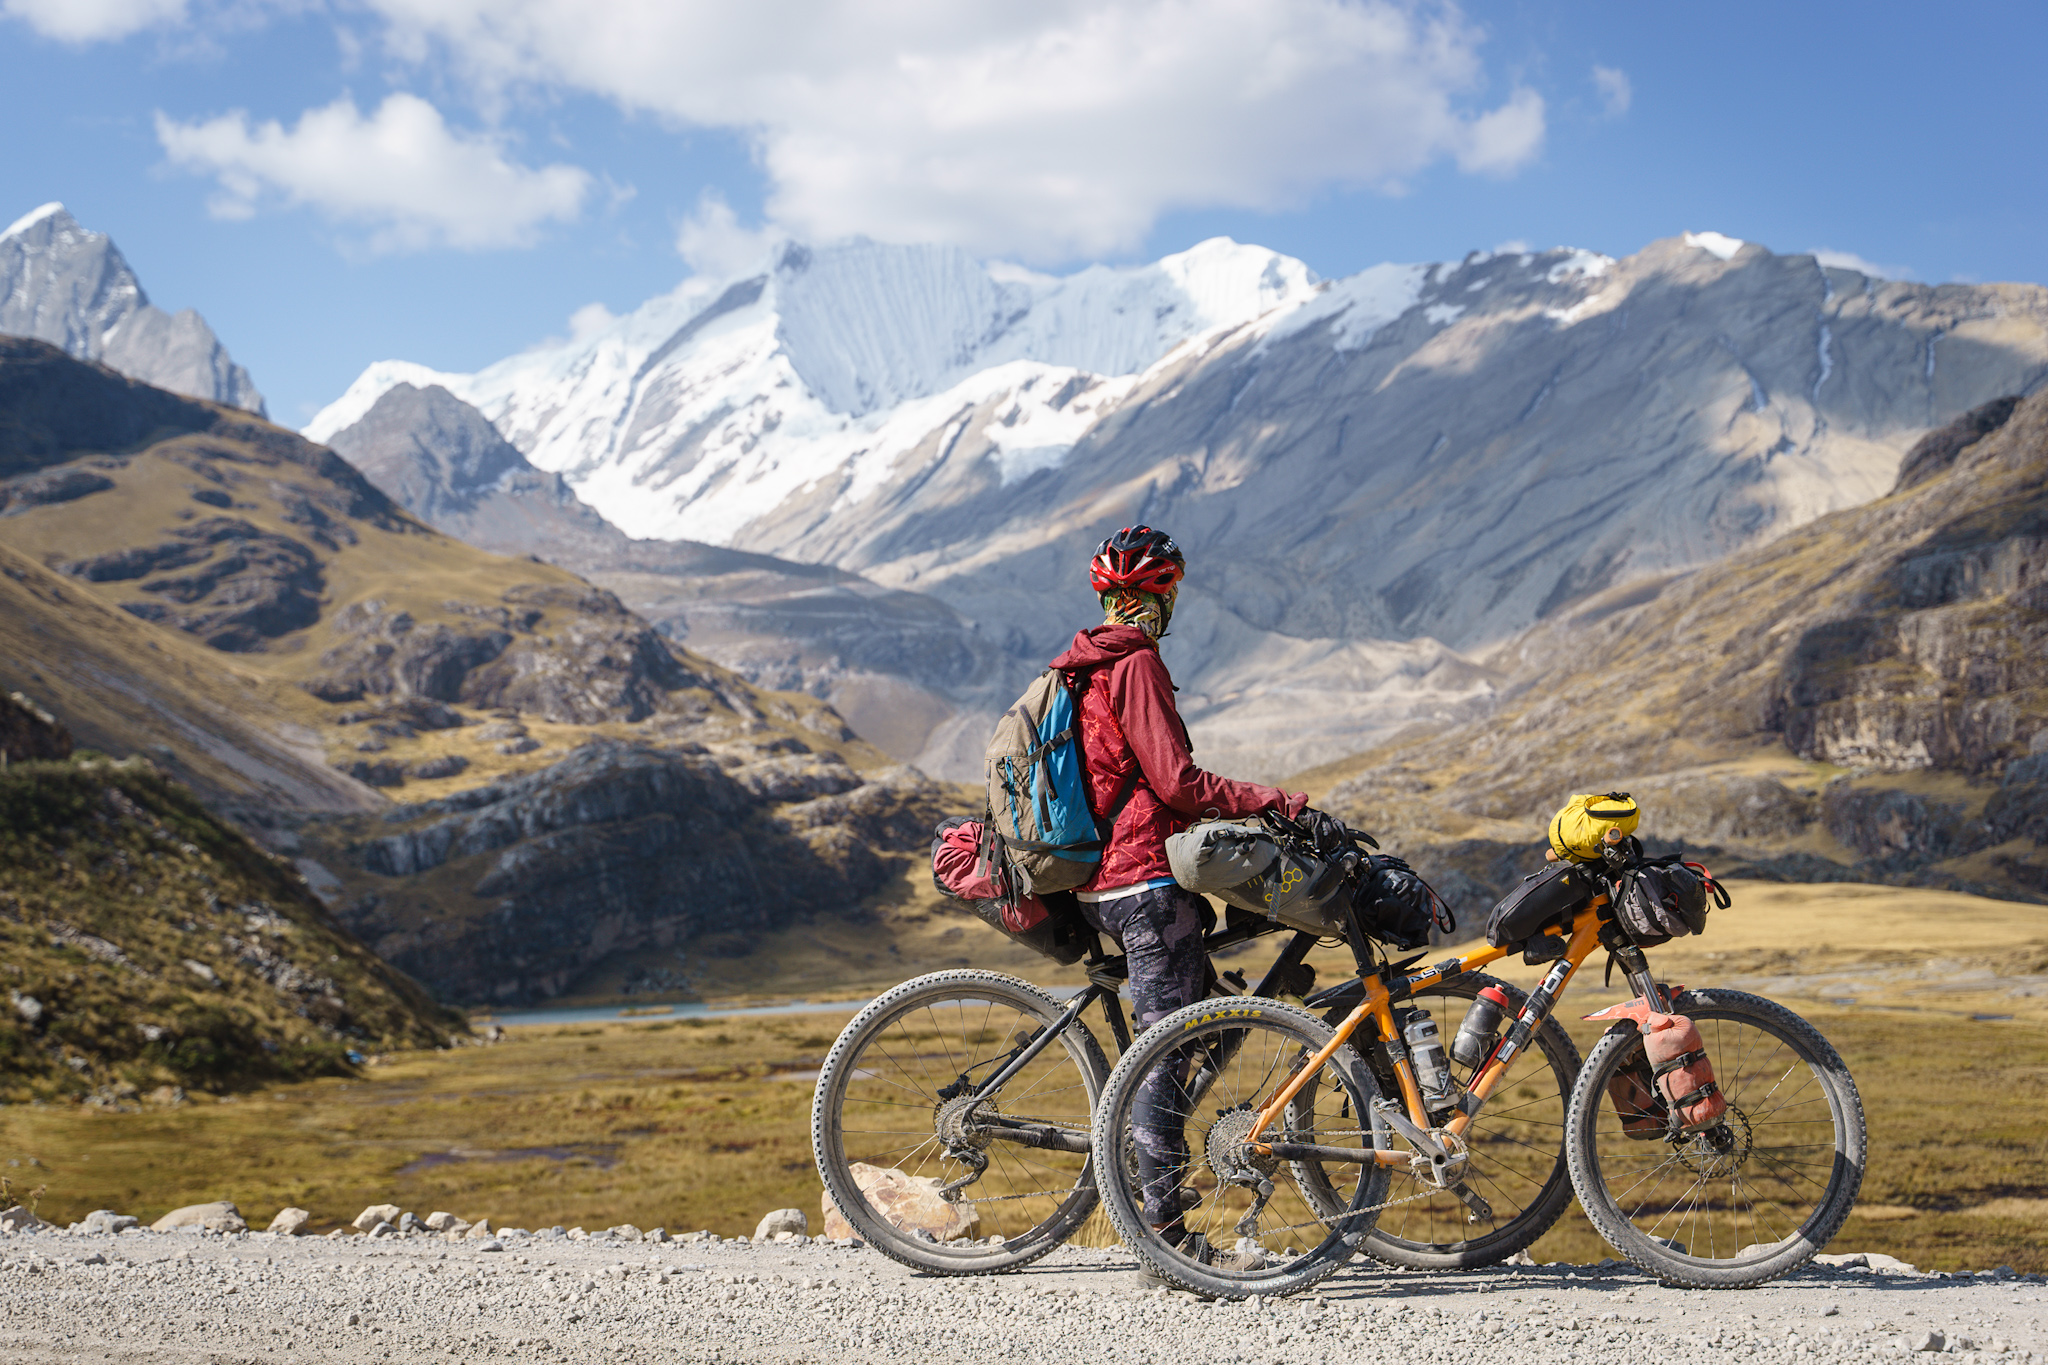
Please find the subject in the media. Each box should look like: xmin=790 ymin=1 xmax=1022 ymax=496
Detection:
xmin=1548 ymin=791 xmax=1640 ymax=862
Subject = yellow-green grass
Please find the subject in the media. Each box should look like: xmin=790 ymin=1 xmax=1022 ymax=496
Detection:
xmin=4 ymin=880 xmax=2042 ymax=1271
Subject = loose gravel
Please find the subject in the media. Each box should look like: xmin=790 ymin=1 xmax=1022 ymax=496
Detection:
xmin=3 ymin=1225 xmax=2044 ymax=1364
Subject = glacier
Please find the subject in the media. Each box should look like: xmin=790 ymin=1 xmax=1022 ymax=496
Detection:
xmin=307 ymin=236 xmax=1326 ymax=545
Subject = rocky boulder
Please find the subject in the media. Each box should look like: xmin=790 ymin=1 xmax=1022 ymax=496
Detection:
xmin=820 ymin=1163 xmax=980 ymax=1243
xmin=0 ymin=1205 xmax=45 ymax=1233
xmin=351 ymin=1203 xmax=402 ymax=1231
xmin=753 ymin=1209 xmax=807 ymax=1242
xmin=76 ymin=1210 xmax=139 ymax=1235
xmin=151 ymin=1201 xmax=247 ymax=1233
xmin=261 ymin=1207 xmax=309 ymax=1235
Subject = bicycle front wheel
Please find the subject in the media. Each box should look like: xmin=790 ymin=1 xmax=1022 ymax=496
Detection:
xmin=1565 ymin=988 xmax=1865 ymax=1288
xmin=811 ymin=970 xmax=1108 ymax=1275
xmin=1093 ymin=998 xmax=1389 ymax=1299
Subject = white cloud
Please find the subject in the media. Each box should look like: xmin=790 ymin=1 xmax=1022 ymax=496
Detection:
xmin=2 ymin=0 xmax=185 ymax=42
xmin=155 ymin=92 xmax=591 ymax=252
xmin=357 ymin=0 xmax=1547 ymax=262
xmin=1811 ymin=248 xmax=1914 ymax=281
xmin=1592 ymin=64 xmax=1630 ymax=118
xmin=566 ymin=301 xmax=617 ymax=341
xmin=674 ymin=191 xmax=780 ymax=277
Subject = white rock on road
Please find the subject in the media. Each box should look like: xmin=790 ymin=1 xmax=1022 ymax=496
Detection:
xmin=351 ymin=1204 xmax=401 ymax=1232
xmin=265 ymin=1208 xmax=311 ymax=1237
xmin=146 ymin=1203 xmax=245 ymax=1234
xmin=0 ymin=1224 xmax=2042 ymax=1364
xmin=752 ymin=1210 xmax=806 ymax=1243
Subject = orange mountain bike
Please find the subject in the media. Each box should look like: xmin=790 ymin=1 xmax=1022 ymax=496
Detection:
xmin=1090 ymin=830 xmax=1865 ymax=1298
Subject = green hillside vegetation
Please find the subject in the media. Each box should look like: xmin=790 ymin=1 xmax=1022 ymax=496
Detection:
xmin=0 ymin=757 xmax=455 ymax=1103
xmin=1305 ymin=390 xmax=2048 ymax=907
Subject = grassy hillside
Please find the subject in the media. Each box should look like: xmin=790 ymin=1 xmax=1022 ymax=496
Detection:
xmin=1302 ymin=391 xmax=2048 ymax=907
xmin=0 ymin=338 xmax=877 ymax=814
xmin=0 ymin=758 xmax=455 ymax=1103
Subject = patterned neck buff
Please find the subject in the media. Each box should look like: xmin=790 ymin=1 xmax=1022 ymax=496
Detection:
xmin=1101 ymin=585 xmax=1177 ymax=639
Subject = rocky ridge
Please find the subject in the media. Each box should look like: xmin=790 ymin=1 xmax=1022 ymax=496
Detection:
xmin=318 ymin=739 xmax=947 ymax=1003
xmin=0 ymin=204 xmax=264 ymax=414
xmin=1315 ymin=391 xmax=2048 ymax=907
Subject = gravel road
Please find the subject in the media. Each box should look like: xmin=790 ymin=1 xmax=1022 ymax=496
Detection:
xmin=3 ymin=1225 xmax=2043 ymax=1364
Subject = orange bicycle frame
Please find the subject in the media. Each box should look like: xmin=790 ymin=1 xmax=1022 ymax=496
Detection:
xmin=1247 ymin=900 xmax=1609 ymax=1160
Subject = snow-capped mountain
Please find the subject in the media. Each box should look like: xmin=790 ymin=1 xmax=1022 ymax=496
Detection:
xmin=0 ymin=203 xmax=264 ymax=414
xmin=310 ymin=232 xmax=2048 ymax=780
xmin=307 ymin=237 xmax=1319 ymax=542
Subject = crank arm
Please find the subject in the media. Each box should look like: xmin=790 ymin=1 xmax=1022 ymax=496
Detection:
xmin=1450 ymin=1181 xmax=1493 ymax=1223
xmin=1371 ymin=1099 xmax=1448 ymax=1161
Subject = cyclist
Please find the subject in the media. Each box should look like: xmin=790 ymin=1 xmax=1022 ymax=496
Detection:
xmin=1048 ymin=525 xmax=1309 ymax=1267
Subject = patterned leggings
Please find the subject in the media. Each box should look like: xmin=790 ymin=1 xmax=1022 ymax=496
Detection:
xmin=1081 ymin=884 xmax=1209 ymax=1227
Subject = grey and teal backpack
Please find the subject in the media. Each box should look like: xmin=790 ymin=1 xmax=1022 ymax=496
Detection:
xmin=982 ymin=668 xmax=1136 ymax=896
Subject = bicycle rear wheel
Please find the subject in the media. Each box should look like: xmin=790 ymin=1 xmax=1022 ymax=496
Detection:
xmin=1565 ymin=987 xmax=1865 ymax=1288
xmin=1355 ymin=973 xmax=1581 ymax=1270
xmin=811 ymin=970 xmax=1109 ymax=1275
xmin=1093 ymin=998 xmax=1389 ymax=1299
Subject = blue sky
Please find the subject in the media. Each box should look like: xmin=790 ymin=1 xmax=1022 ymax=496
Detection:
xmin=3 ymin=0 xmax=2044 ymax=426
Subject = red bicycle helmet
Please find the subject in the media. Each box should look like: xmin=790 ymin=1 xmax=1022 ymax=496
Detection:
xmin=1089 ymin=525 xmax=1185 ymax=595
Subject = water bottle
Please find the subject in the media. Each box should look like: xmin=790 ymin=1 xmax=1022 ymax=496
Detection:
xmin=1450 ymin=986 xmax=1513 ymax=1069
xmin=1403 ymin=1010 xmax=1454 ymax=1105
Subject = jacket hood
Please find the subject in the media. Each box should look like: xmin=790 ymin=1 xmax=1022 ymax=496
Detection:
xmin=1050 ymin=623 xmax=1157 ymax=671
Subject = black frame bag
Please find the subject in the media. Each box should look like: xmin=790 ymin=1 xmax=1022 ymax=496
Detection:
xmin=1485 ymin=861 xmax=1597 ymax=947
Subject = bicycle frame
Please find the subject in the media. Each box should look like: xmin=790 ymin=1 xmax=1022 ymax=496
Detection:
xmin=1246 ymin=893 xmax=1663 ymax=1168
xmin=961 ymin=916 xmax=1322 ymax=1140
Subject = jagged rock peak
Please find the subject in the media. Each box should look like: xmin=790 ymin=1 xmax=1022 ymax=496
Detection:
xmin=0 ymin=201 xmax=265 ymax=415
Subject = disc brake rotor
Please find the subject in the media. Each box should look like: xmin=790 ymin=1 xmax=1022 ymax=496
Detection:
xmin=1675 ymin=1105 xmax=1753 ymax=1178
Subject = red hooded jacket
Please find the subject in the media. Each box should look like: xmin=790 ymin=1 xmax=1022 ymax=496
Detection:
xmin=1048 ymin=624 xmax=1294 ymax=891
